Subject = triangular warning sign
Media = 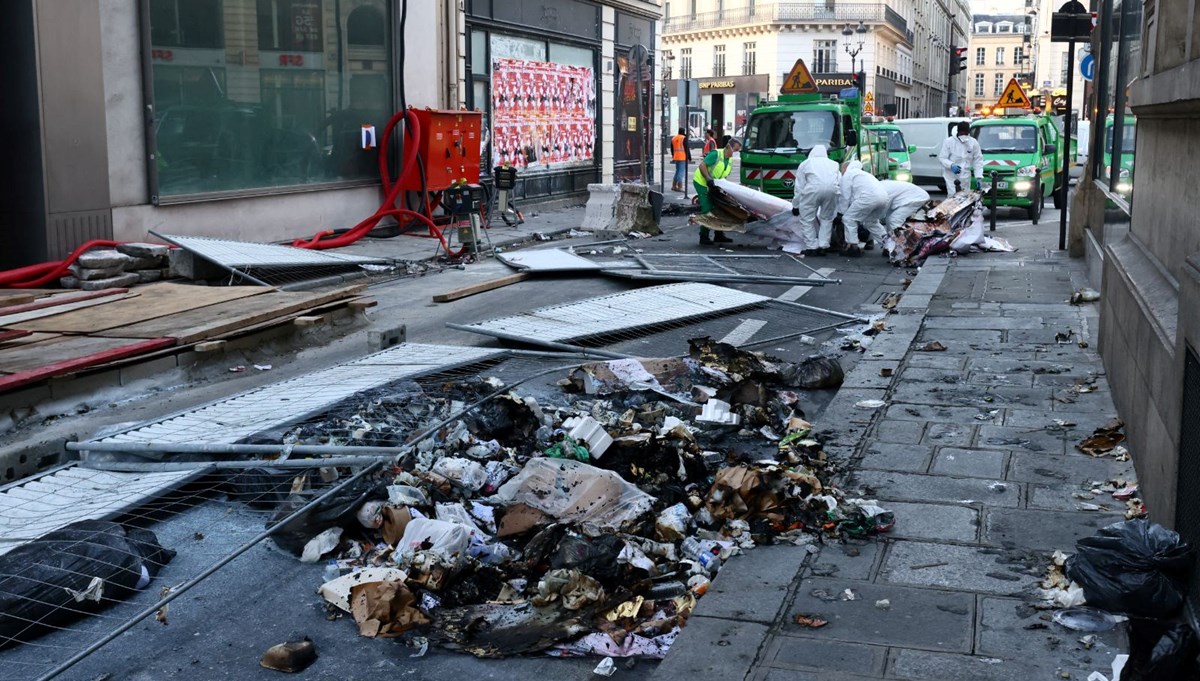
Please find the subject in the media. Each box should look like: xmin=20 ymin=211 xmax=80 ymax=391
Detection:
xmin=996 ymin=79 xmax=1031 ymax=109
xmin=780 ymin=59 xmax=818 ymax=94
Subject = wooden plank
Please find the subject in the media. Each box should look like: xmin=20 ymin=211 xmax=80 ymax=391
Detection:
xmin=17 ymin=282 xmax=269 ymax=334
xmin=0 ymin=337 xmax=175 ymax=393
xmin=102 ymin=284 xmax=365 ymax=344
xmin=195 ymin=340 xmax=227 ymax=353
xmin=432 ymin=272 xmax=529 ymax=303
xmin=0 ymin=292 xmax=138 ymax=328
xmin=348 ymin=298 xmax=378 ymax=310
xmin=0 ymin=336 xmax=160 ymax=374
xmin=0 ymin=293 xmax=37 ymax=307
xmin=0 ymin=330 xmax=31 ymax=344
xmin=0 ymin=332 xmax=61 ymax=349
xmin=0 ymin=288 xmax=129 ymax=318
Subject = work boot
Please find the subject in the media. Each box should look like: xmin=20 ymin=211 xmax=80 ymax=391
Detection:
xmin=843 ymin=244 xmax=863 ymax=257
xmin=714 ymin=232 xmax=733 ymax=244
xmin=802 ymin=249 xmax=824 ymax=257
xmin=863 ymin=240 xmax=875 ymax=251
xmin=699 ymin=228 xmax=713 ymax=246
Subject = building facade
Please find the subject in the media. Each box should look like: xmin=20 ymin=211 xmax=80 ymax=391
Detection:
xmin=661 ymin=0 xmax=931 ymax=137
xmin=965 ymin=14 xmax=1033 ymax=113
xmin=0 ymin=0 xmax=662 ymax=269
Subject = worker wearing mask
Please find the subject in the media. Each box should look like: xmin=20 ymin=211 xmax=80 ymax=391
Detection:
xmin=838 ymin=160 xmax=889 ymax=257
xmin=694 ymin=137 xmax=742 ymax=246
xmin=877 ymin=180 xmax=931 ymax=255
xmin=670 ymin=128 xmax=690 ymax=193
xmin=789 ymin=144 xmax=841 ymax=256
xmin=938 ymin=121 xmax=983 ymax=194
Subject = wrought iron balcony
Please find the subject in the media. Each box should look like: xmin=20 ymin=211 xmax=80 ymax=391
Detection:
xmin=665 ymin=2 xmax=908 ymax=36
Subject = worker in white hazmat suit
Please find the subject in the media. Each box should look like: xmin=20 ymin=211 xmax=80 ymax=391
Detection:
xmin=838 ymin=160 xmax=889 ymax=257
xmin=788 ymin=145 xmax=841 ymax=256
xmin=875 ymin=180 xmax=931 ymax=256
xmin=938 ymin=121 xmax=983 ymax=194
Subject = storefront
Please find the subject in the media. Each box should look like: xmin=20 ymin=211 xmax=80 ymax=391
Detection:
xmin=674 ymin=75 xmax=768 ymax=144
xmin=612 ymin=11 xmax=655 ymax=183
xmin=465 ymin=0 xmax=602 ymax=199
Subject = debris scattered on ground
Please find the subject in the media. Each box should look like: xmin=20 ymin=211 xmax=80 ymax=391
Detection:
xmin=260 ymin=638 xmax=318 ymax=673
xmin=1076 ymin=419 xmax=1126 ymax=456
xmin=890 ymin=197 xmax=1015 ymax=266
xmin=1055 ymin=330 xmax=1075 ymax=344
xmin=1070 ymin=289 xmax=1101 ymax=305
xmin=793 ymin=614 xmax=829 ymax=629
xmin=874 ymin=599 xmax=890 ymax=610
xmin=918 ymin=341 xmax=947 ymax=352
xmin=880 ymin=368 xmax=894 ymax=378
xmin=254 ymin=337 xmax=896 ymax=662
xmin=593 ymin=657 xmax=617 ymax=676
xmin=881 ymin=292 xmax=903 ymax=310
xmin=854 ymin=400 xmax=886 ymax=409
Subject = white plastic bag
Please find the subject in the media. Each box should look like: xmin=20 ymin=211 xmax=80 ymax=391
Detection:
xmin=493 ymin=458 xmax=656 ymax=532
xmin=432 ymin=457 xmax=487 ymax=491
xmin=950 ymin=208 xmax=984 ymax=254
xmin=397 ymin=518 xmax=472 ymax=559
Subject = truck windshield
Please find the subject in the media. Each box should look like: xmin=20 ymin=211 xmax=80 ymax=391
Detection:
xmin=971 ymin=125 xmax=1037 ymax=153
xmin=880 ymin=129 xmax=907 ymax=152
xmin=745 ymin=111 xmax=839 ymax=153
xmin=1105 ymin=122 xmax=1137 ymax=153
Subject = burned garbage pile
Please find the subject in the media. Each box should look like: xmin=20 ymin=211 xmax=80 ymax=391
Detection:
xmin=267 ymin=339 xmax=890 ymax=661
xmin=889 ymin=191 xmax=1016 ymax=266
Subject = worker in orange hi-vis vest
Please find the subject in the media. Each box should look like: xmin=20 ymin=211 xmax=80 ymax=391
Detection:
xmin=670 ymin=128 xmax=690 ymax=192
xmin=702 ymin=128 xmax=718 ymax=155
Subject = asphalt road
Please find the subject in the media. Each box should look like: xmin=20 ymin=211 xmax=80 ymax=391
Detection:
xmin=0 ymin=197 xmax=1061 ymax=681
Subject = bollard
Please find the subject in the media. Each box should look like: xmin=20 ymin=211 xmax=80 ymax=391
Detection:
xmin=989 ymin=171 xmax=998 ymax=232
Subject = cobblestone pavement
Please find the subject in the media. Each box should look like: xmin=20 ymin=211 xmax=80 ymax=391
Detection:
xmin=654 ymin=223 xmax=1133 ymax=681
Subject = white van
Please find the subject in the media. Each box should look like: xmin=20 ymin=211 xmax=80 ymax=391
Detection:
xmin=892 ymin=117 xmax=970 ymax=191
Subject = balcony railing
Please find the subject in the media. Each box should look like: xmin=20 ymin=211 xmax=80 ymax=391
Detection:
xmin=665 ymin=3 xmax=907 ymax=36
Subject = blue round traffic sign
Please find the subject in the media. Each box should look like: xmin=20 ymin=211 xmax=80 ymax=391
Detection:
xmin=1080 ymin=54 xmax=1095 ymax=81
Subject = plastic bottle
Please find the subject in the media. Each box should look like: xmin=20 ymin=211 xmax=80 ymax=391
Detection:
xmin=680 ymin=537 xmax=719 ymax=571
xmin=322 ymin=560 xmax=341 ymax=583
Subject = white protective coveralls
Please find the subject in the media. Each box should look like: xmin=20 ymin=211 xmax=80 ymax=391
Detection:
xmin=879 ymin=180 xmax=931 ymax=232
xmin=938 ymin=133 xmax=983 ymax=194
xmin=789 ymin=145 xmax=841 ymax=250
xmin=838 ymin=160 xmax=889 ymax=247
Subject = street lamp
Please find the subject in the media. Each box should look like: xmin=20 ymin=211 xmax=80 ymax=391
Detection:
xmin=842 ymin=21 xmax=869 ymax=85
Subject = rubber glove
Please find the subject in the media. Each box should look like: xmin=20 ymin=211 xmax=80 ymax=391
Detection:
xmin=951 ymin=163 xmax=962 ymax=174
xmin=792 ymin=207 xmax=800 ymax=216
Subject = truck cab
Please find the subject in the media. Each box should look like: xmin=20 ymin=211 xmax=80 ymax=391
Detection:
xmin=740 ymin=60 xmax=885 ymax=199
xmin=1102 ymin=115 xmax=1136 ymax=197
xmin=970 ymin=114 xmax=1066 ymax=223
xmin=866 ymin=123 xmax=915 ymax=182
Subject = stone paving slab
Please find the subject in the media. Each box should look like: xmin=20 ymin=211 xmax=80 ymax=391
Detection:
xmin=869 ymin=419 xmax=927 ymax=445
xmin=842 ymin=360 xmax=902 ymax=389
xmin=754 ymin=669 xmax=885 ymax=681
xmin=853 ymin=470 xmax=1021 ymax=507
xmin=922 ymin=316 xmax=1047 ymax=330
xmin=1028 ymin=483 xmax=1127 ymax=513
xmin=884 ymin=404 xmax=1005 ymax=426
xmin=920 ymin=422 xmax=977 ymax=448
xmin=983 ymin=507 xmax=1125 ymax=550
xmin=884 ymin=501 xmax=979 ymax=542
xmin=808 ymin=540 xmax=880 ymax=581
xmin=914 ymin=329 xmax=1005 ymax=345
xmin=857 ymin=442 xmax=934 ymax=472
xmin=879 ymin=542 xmax=1038 ymax=596
xmin=650 ymin=616 xmax=768 ymax=681
xmin=785 ymin=578 xmax=976 ymax=653
xmin=930 ymin=448 xmax=1008 ymax=479
xmin=974 ymin=425 xmax=1070 ymax=454
xmin=894 ymin=367 xmax=965 ymax=383
xmin=904 ymin=354 xmax=968 ymax=370
xmin=888 ymin=648 xmax=1048 ymax=681
xmin=889 ymin=383 xmax=1050 ymax=409
xmin=757 ymin=635 xmax=887 ymax=676
xmin=1003 ymin=409 xmax=1118 ymax=432
xmin=693 ymin=546 xmax=805 ymax=624
xmin=964 ymin=371 xmax=1035 ymax=387
xmin=966 ymin=358 xmax=1096 ymax=376
xmin=1007 ymin=452 xmax=1136 ymax=485
xmin=976 ymin=596 xmax=1126 ymax=674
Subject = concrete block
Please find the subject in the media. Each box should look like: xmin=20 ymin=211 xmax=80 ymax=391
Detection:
xmin=650 ymin=616 xmax=768 ymax=681
xmin=367 ymin=325 xmax=406 ymax=352
xmin=168 ymin=249 xmax=225 ymax=280
xmin=119 ymin=355 xmax=180 ymax=386
xmin=694 ymin=546 xmax=805 ymax=623
xmin=117 ymin=242 xmax=171 ymax=258
xmin=78 ymin=272 xmax=140 ymax=291
xmin=581 ymin=183 xmax=661 ymax=237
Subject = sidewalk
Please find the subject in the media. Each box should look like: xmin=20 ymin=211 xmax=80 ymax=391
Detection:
xmin=654 ymin=223 xmax=1134 ymax=680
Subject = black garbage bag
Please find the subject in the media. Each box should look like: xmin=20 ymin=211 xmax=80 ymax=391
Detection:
xmin=549 ymin=532 xmax=625 ymax=587
xmin=1064 ymin=519 xmax=1194 ymax=618
xmin=0 ymin=520 xmax=174 ymax=648
xmin=269 ymin=477 xmax=389 ymax=555
xmin=789 ymin=357 xmax=845 ymax=390
xmin=1124 ymin=619 xmax=1200 ymax=681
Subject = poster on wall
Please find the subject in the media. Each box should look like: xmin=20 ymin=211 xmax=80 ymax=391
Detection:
xmin=491 ymin=57 xmax=596 ymax=170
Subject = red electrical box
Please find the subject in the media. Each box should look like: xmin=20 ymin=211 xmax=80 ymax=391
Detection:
xmin=400 ymin=108 xmax=483 ymax=192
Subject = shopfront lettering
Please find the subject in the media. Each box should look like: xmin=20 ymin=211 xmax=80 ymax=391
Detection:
xmin=279 ymin=54 xmax=305 ymax=66
xmin=700 ymin=81 xmax=735 ymax=89
xmin=815 ymin=77 xmax=856 ymax=87
xmin=151 ymin=49 xmax=174 ymax=61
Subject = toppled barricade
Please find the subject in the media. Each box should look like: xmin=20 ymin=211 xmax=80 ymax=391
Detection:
xmin=262 ymin=339 xmax=890 ymax=661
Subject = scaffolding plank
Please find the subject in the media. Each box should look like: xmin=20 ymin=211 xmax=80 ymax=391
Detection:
xmin=159 ymin=233 xmax=388 ymax=268
xmin=16 ymin=283 xmax=267 ymax=334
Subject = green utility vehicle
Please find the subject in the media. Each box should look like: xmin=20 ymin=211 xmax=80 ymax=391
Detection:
xmin=866 ymin=123 xmax=915 ymax=182
xmin=970 ymin=114 xmax=1067 ymax=223
xmin=741 ymin=60 xmax=886 ymax=199
xmin=1102 ymin=115 xmax=1136 ymax=198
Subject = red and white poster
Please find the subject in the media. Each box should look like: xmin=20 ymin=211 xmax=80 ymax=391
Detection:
xmin=491 ymin=58 xmax=596 ymax=170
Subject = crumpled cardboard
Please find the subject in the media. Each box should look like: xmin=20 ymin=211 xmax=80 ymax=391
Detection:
xmin=349 ymin=580 xmax=430 ymax=638
xmin=531 ymin=569 xmax=606 ymax=610
xmin=705 ymin=466 xmax=785 ymax=520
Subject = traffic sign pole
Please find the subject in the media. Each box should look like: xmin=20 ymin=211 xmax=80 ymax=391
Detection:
xmin=1059 ymin=37 xmax=1074 ymax=251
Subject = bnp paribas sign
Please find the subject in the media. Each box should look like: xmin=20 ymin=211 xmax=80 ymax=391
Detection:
xmin=814 ymin=74 xmax=859 ymax=93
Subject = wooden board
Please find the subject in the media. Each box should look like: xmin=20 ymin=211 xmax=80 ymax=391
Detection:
xmin=0 ymin=292 xmax=37 ymax=307
xmin=102 ymin=284 xmax=365 ymax=344
xmin=0 ymin=330 xmax=31 ymax=344
xmin=0 ymin=335 xmax=174 ymax=374
xmin=0 ymin=337 xmax=174 ymax=393
xmin=16 ymin=282 xmax=268 ymax=334
xmin=0 ymin=291 xmax=138 ymax=328
xmin=0 ymin=288 xmax=128 ymax=317
xmin=0 ymin=332 xmax=60 ymax=350
xmin=433 ymin=273 xmax=529 ymax=303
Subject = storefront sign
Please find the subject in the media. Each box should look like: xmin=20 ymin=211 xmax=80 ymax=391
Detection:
xmin=700 ymin=81 xmax=735 ymax=89
xmin=814 ymin=73 xmax=859 ymax=93
xmin=290 ymin=3 xmax=322 ymax=52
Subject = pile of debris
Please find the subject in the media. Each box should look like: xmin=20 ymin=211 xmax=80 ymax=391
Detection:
xmin=889 ymin=192 xmax=1016 ymax=266
xmin=59 ymin=243 xmax=172 ymax=291
xmin=269 ymin=339 xmax=892 ymax=661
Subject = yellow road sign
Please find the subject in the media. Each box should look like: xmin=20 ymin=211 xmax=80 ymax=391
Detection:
xmin=996 ymin=79 xmax=1031 ymax=109
xmin=780 ymin=59 xmax=819 ymax=94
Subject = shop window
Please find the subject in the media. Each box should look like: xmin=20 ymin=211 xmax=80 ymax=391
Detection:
xmin=145 ymin=0 xmax=393 ymax=200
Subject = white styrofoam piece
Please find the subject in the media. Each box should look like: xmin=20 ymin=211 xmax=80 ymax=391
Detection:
xmin=696 ymin=399 xmax=740 ymax=425
xmin=563 ymin=415 xmax=614 ymax=459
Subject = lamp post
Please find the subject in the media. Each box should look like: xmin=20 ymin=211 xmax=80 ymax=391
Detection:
xmin=842 ymin=21 xmax=869 ymax=90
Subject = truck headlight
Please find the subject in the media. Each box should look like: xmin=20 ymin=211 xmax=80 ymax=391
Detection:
xmin=1117 ymin=182 xmax=1132 ymax=193
xmin=1016 ymin=165 xmax=1038 ymax=177
xmin=899 ymin=160 xmax=911 ymax=169
xmin=896 ymin=171 xmax=911 ymax=182
xmin=1014 ymin=181 xmax=1033 ymax=192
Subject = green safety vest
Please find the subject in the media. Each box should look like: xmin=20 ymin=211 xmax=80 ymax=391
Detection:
xmin=694 ymin=154 xmax=731 ymax=187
